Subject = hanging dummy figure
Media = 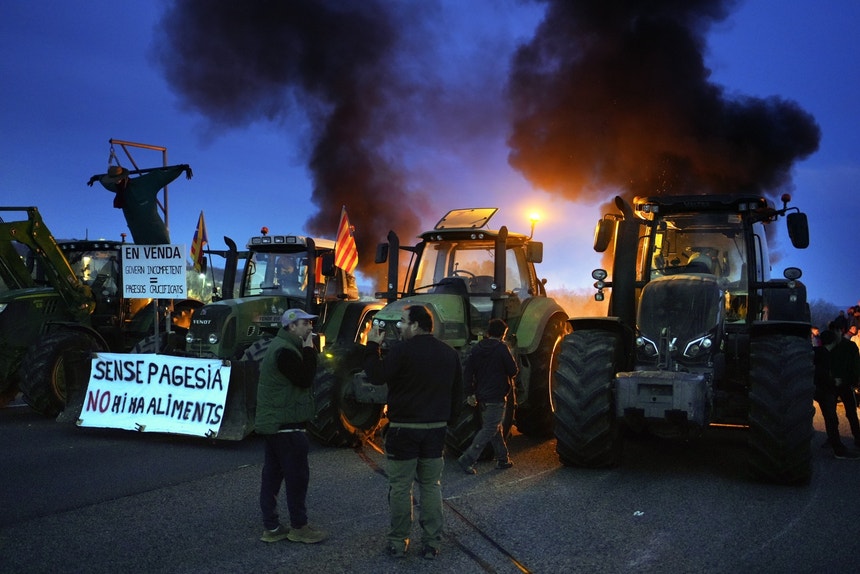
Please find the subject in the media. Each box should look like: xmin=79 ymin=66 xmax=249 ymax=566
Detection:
xmin=87 ymin=164 xmax=193 ymax=244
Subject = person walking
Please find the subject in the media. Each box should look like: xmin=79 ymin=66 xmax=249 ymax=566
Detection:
xmin=815 ymin=330 xmax=860 ymax=459
xmin=363 ymin=305 xmax=463 ymax=560
xmin=457 ymin=318 xmax=518 ymax=474
xmin=256 ymin=308 xmax=328 ymax=544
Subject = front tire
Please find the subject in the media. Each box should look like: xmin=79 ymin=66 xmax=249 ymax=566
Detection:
xmin=515 ymin=314 xmax=570 ymax=438
xmin=19 ymin=330 xmax=103 ymax=417
xmin=307 ymin=343 xmax=384 ymax=447
xmin=553 ymin=329 xmax=623 ymax=467
xmin=747 ymin=334 xmax=814 ymax=485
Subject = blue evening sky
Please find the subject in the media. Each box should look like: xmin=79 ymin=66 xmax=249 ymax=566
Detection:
xmin=1 ymin=1 xmax=857 ymax=307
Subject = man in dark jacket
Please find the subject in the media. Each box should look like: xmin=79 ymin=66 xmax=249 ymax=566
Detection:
xmin=364 ymin=304 xmax=462 ymax=560
xmin=815 ymin=329 xmax=860 ymax=459
xmin=256 ymin=309 xmax=328 ymax=544
xmin=457 ymin=318 xmax=518 ymax=474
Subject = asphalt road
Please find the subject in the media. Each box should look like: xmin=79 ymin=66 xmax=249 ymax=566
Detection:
xmin=2 ymin=401 xmax=859 ymax=574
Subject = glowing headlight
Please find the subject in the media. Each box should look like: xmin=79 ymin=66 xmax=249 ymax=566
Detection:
xmin=208 ymin=333 xmax=220 ymax=344
xmin=185 ymin=332 xmax=194 ymax=344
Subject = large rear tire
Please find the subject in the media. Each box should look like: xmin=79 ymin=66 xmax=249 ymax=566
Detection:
xmin=515 ymin=314 xmax=570 ymax=438
xmin=19 ymin=330 xmax=103 ymax=417
xmin=747 ymin=334 xmax=814 ymax=485
xmin=553 ymin=329 xmax=623 ymax=467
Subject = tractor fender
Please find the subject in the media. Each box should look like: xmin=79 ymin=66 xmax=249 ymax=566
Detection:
xmin=44 ymin=321 xmax=109 ymax=352
xmin=514 ymin=298 xmax=568 ymax=355
xmin=567 ymin=316 xmax=637 ymax=371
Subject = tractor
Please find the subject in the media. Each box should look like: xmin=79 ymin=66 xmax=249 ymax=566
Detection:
xmin=308 ymin=208 xmax=569 ymax=452
xmin=0 ymin=206 xmax=204 ymax=416
xmin=552 ymin=194 xmax=814 ymax=484
xmin=167 ymin=228 xmax=382 ymax=439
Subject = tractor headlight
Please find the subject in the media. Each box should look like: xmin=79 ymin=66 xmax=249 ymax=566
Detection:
xmin=185 ymin=332 xmax=195 ymax=344
xmin=208 ymin=333 xmax=219 ymax=344
xmin=683 ymin=335 xmax=712 ymax=358
xmin=636 ymin=336 xmax=658 ymax=357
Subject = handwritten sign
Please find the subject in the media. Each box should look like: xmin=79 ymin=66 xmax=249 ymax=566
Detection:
xmin=79 ymin=353 xmax=232 ymax=437
xmin=122 ymin=244 xmax=187 ymax=299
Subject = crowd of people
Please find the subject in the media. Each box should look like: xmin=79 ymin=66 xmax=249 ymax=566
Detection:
xmin=812 ymin=303 xmax=860 ymax=460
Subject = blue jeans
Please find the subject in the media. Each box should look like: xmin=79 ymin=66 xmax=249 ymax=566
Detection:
xmin=459 ymin=401 xmax=509 ymax=467
xmin=260 ymin=431 xmax=310 ymax=530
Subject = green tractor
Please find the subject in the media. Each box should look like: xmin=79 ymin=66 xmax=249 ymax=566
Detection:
xmin=0 ymin=206 xmax=203 ymax=416
xmin=172 ymin=228 xmax=382 ymax=439
xmin=309 ymin=208 xmax=569 ymax=452
xmin=552 ymin=194 xmax=814 ymax=484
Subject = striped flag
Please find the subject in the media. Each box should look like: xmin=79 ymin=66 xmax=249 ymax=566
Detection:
xmin=334 ymin=206 xmax=358 ymax=274
xmin=190 ymin=211 xmax=208 ymax=273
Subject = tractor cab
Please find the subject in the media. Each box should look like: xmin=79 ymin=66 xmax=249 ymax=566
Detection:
xmin=376 ymin=207 xmax=545 ymax=342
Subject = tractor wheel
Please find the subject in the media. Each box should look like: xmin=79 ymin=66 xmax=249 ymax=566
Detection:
xmin=514 ymin=314 xmax=570 ymax=438
xmin=552 ymin=329 xmax=623 ymax=467
xmin=445 ymin=391 xmax=514 ymax=459
xmin=240 ymin=337 xmax=273 ymax=363
xmin=19 ymin=330 xmax=103 ymax=417
xmin=747 ymin=334 xmax=814 ymax=485
xmin=307 ymin=344 xmax=384 ymax=447
xmin=130 ymin=330 xmax=188 ymax=354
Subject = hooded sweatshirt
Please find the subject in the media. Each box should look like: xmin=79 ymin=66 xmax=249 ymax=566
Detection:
xmin=464 ymin=337 xmax=518 ymax=403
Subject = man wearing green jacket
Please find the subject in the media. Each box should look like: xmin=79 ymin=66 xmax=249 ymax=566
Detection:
xmin=256 ymin=308 xmax=327 ymax=544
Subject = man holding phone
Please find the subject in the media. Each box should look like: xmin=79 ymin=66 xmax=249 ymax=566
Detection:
xmin=364 ymin=304 xmax=463 ymax=560
xmin=256 ymin=308 xmax=328 ymax=544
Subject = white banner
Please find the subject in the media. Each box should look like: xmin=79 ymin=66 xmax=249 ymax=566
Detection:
xmin=122 ymin=244 xmax=188 ymax=299
xmin=79 ymin=353 xmax=232 ymax=437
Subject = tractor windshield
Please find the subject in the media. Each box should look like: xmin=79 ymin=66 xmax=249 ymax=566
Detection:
xmin=644 ymin=211 xmax=765 ymax=323
xmin=648 ymin=213 xmax=747 ymax=284
xmin=243 ymin=250 xmax=309 ymax=297
xmin=414 ymin=240 xmax=529 ymax=297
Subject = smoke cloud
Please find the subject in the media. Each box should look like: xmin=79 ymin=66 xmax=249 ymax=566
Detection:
xmin=506 ymin=0 xmax=821 ymax=203
xmin=153 ymin=0 xmax=429 ymax=277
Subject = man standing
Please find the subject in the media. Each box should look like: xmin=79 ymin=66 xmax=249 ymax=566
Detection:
xmin=256 ymin=309 xmax=328 ymax=544
xmin=815 ymin=330 xmax=860 ymax=459
xmin=457 ymin=318 xmax=518 ymax=474
xmin=364 ymin=305 xmax=463 ymax=560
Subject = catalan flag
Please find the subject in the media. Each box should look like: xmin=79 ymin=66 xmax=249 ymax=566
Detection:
xmin=334 ymin=206 xmax=358 ymax=274
xmin=190 ymin=211 xmax=208 ymax=273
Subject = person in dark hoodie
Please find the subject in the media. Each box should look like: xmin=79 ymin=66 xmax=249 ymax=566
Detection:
xmin=815 ymin=329 xmax=860 ymax=459
xmin=457 ymin=318 xmax=519 ymax=474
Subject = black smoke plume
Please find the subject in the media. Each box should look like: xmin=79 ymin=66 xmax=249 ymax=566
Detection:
xmin=153 ymin=0 xmax=426 ymax=276
xmin=506 ymin=0 xmax=821 ymax=203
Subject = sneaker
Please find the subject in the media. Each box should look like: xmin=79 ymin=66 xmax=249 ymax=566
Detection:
xmin=496 ymin=459 xmax=514 ymax=470
xmin=287 ymin=524 xmax=328 ymax=544
xmin=834 ymin=449 xmax=860 ymax=460
xmin=386 ymin=543 xmax=407 ymax=558
xmin=260 ymin=524 xmax=290 ymax=543
xmin=421 ymin=545 xmax=440 ymax=560
xmin=457 ymin=456 xmax=477 ymax=475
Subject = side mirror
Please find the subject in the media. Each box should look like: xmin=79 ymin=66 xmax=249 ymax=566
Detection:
xmin=526 ymin=241 xmax=543 ymax=263
xmin=375 ymin=242 xmax=389 ymax=264
xmin=320 ymin=252 xmax=336 ymax=277
xmin=593 ymin=219 xmax=614 ymax=253
xmin=786 ymin=212 xmax=809 ymax=249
